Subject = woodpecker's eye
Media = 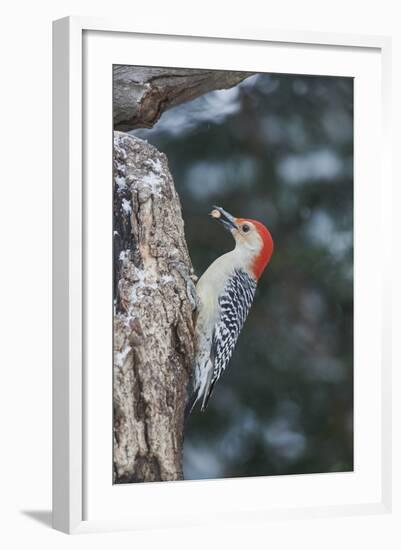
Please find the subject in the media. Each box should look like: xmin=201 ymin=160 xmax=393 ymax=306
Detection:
xmin=242 ymin=224 xmax=250 ymax=233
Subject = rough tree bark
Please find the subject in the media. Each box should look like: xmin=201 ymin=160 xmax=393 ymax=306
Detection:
xmin=113 ymin=131 xmax=196 ymax=483
xmin=114 ymin=66 xmax=253 ymax=131
xmin=113 ymin=68 xmax=251 ymax=483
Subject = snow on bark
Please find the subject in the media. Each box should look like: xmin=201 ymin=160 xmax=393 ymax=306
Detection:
xmin=113 ymin=66 xmax=254 ymax=131
xmin=113 ymin=131 xmax=195 ymax=483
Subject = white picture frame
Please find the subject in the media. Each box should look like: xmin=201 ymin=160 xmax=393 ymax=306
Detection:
xmin=52 ymin=16 xmax=392 ymax=534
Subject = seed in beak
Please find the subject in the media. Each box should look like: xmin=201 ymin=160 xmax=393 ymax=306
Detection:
xmin=210 ymin=209 xmax=222 ymax=219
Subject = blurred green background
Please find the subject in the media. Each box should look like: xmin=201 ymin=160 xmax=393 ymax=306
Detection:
xmin=132 ymin=72 xmax=353 ymax=480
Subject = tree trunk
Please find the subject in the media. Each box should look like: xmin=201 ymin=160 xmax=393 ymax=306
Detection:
xmin=113 ymin=131 xmax=195 ymax=483
xmin=114 ymin=65 xmax=253 ymax=131
xmin=113 ymin=67 xmax=250 ymax=483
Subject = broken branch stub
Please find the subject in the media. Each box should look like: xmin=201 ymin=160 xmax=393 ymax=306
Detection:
xmin=113 ymin=65 xmax=254 ymax=131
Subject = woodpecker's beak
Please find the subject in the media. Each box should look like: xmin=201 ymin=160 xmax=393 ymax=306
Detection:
xmin=210 ymin=205 xmax=238 ymax=232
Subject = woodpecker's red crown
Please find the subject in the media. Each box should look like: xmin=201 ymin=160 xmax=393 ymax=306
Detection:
xmin=236 ymin=218 xmax=274 ymax=279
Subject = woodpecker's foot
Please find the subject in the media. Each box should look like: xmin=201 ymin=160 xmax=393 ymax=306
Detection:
xmin=168 ymin=261 xmax=199 ymax=311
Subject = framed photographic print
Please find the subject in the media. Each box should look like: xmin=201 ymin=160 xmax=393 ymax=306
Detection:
xmin=52 ymin=17 xmax=392 ymax=533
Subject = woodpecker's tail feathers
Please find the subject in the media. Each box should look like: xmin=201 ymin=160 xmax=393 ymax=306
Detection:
xmin=200 ymin=363 xmax=217 ymax=412
xmin=200 ymin=378 xmax=216 ymax=412
xmin=185 ymin=371 xmax=214 ymax=417
xmin=184 ymin=386 xmax=199 ymax=420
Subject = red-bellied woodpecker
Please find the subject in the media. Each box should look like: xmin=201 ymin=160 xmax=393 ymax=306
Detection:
xmin=187 ymin=205 xmax=274 ymax=414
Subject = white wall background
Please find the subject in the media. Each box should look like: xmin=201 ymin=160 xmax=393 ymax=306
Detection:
xmin=0 ymin=1 xmax=399 ymax=548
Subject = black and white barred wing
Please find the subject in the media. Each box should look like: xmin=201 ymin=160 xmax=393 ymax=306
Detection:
xmin=201 ymin=269 xmax=257 ymax=409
